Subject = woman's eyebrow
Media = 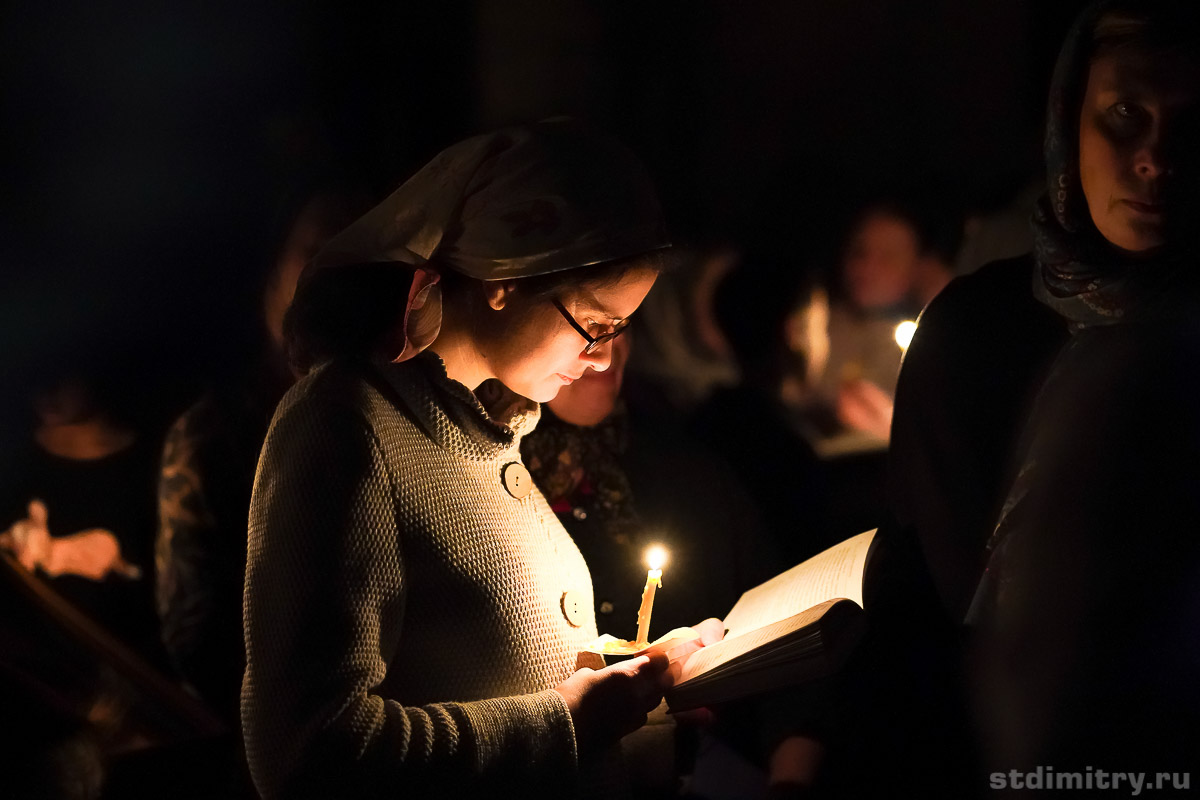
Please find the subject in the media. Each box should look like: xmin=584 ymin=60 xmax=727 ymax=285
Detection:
xmin=576 ymin=292 xmax=625 ymax=323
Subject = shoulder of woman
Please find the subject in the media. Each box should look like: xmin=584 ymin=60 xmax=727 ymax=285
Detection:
xmin=274 ymin=359 xmax=388 ymax=421
xmin=921 ymin=253 xmax=1037 ymax=328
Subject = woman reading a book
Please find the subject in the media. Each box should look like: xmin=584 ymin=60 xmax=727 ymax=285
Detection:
xmin=241 ymin=120 xmax=704 ymax=799
xmin=888 ymin=0 xmax=1200 ymax=782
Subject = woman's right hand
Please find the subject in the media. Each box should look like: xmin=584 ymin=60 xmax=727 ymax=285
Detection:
xmin=553 ymin=653 xmax=669 ymax=753
xmin=0 ymin=499 xmax=51 ymax=572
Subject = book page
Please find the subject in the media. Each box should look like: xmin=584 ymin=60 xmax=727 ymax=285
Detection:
xmin=722 ymin=529 xmax=875 ymax=638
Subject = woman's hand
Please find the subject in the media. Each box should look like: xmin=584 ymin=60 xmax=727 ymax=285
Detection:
xmin=44 ymin=529 xmax=142 ymax=580
xmin=665 ymin=618 xmax=725 ymax=725
xmin=768 ymin=735 xmax=827 ymax=795
xmin=836 ymin=378 xmax=894 ymax=441
xmin=0 ymin=499 xmax=52 ymax=572
xmin=0 ymin=499 xmax=140 ymax=581
xmin=554 ymin=652 xmax=669 ymax=753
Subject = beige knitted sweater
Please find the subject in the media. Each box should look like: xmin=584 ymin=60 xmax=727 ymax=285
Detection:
xmin=242 ymin=354 xmax=606 ymax=799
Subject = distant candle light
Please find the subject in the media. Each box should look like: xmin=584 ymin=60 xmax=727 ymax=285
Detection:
xmin=894 ymin=320 xmax=918 ymax=351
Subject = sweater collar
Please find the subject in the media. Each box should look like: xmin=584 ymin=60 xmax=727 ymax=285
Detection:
xmin=373 ymin=352 xmax=541 ymax=460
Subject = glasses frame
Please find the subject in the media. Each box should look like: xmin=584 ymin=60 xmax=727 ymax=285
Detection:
xmin=551 ymin=297 xmax=628 ymax=355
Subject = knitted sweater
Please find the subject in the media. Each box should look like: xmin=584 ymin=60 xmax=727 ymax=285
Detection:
xmin=242 ymin=354 xmax=602 ymax=799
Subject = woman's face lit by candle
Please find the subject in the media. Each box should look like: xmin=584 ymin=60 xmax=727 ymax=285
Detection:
xmin=478 ymin=267 xmax=658 ymax=404
xmin=1078 ymin=45 xmax=1200 ymax=254
xmin=546 ymin=329 xmax=633 ymax=427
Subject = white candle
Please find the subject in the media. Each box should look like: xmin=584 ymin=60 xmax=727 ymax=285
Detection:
xmin=894 ymin=320 xmax=918 ymax=351
xmin=635 ymin=546 xmax=668 ymax=645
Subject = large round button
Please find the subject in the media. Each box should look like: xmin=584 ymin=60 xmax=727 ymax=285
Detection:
xmin=501 ymin=462 xmax=533 ymax=499
xmin=561 ymin=590 xmax=587 ymax=627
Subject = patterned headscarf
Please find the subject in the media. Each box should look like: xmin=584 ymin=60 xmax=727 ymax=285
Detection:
xmin=297 ymin=118 xmax=670 ymax=361
xmin=1031 ymin=0 xmax=1198 ymax=330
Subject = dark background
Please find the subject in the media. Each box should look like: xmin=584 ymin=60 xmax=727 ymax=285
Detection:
xmin=1 ymin=0 xmax=1091 ymax=431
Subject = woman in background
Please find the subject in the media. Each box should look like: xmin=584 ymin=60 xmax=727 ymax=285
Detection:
xmin=888 ymin=0 xmax=1200 ymax=783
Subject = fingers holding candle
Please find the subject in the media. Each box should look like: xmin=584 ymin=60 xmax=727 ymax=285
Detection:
xmin=553 ymin=654 xmax=669 ymax=752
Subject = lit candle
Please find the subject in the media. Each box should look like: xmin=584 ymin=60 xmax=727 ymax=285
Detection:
xmin=635 ymin=545 xmax=668 ymax=645
xmin=894 ymin=320 xmax=917 ymax=351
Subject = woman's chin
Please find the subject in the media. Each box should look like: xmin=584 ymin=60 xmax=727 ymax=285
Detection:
xmin=527 ymin=383 xmax=564 ymax=404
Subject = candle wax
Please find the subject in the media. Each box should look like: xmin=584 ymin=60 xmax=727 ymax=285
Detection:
xmin=635 ymin=568 xmax=662 ymax=645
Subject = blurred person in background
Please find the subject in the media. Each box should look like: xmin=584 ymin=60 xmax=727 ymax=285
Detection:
xmin=954 ymin=178 xmax=1042 ymax=276
xmin=155 ymin=183 xmax=366 ymax=723
xmin=622 ymin=244 xmax=742 ymax=418
xmin=807 ymin=202 xmax=955 ymax=444
xmin=690 ymin=263 xmax=854 ymax=568
xmin=1 ymin=365 xmax=168 ymax=672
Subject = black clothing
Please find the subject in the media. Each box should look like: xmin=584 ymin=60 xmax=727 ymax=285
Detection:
xmin=1 ymin=435 xmax=167 ymax=668
xmin=888 ymin=255 xmax=1068 ymax=620
xmin=974 ymin=298 xmax=1200 ymax=773
xmin=795 ymin=255 xmax=1069 ymax=799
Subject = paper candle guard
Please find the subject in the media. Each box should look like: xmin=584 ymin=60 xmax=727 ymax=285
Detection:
xmin=577 ymin=627 xmax=701 ymax=670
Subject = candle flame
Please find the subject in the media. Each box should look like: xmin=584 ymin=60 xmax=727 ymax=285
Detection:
xmin=894 ymin=320 xmax=917 ymax=350
xmin=645 ymin=545 xmax=668 ymax=571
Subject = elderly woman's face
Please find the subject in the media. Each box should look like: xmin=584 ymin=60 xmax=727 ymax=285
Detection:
xmin=1078 ymin=46 xmax=1200 ymax=253
xmin=481 ymin=267 xmax=657 ymax=403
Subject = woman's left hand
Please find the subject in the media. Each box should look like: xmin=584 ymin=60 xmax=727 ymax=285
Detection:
xmin=665 ymin=617 xmax=725 ymax=725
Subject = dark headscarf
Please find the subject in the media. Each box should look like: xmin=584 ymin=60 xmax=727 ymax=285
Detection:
xmin=1032 ymin=0 xmax=1200 ymax=329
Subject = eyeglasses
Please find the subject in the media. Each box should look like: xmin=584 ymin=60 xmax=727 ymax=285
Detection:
xmin=551 ymin=297 xmax=630 ymax=355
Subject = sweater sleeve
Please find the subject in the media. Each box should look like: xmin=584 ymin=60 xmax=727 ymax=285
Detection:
xmin=241 ymin=377 xmax=578 ymax=799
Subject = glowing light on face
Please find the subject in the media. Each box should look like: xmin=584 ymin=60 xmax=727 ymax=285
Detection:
xmin=894 ymin=320 xmax=918 ymax=351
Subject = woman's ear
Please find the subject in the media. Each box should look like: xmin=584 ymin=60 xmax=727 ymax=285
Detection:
xmin=484 ymin=281 xmax=517 ymax=311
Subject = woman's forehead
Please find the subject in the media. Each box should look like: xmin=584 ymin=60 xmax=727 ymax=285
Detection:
xmin=1089 ymin=47 xmax=1200 ymax=103
xmin=571 ymin=269 xmax=658 ymax=319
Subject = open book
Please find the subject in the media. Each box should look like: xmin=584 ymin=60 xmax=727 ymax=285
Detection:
xmin=663 ymin=529 xmax=877 ymax=712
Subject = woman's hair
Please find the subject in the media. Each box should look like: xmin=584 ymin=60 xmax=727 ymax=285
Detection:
xmin=284 ymin=250 xmax=668 ymax=373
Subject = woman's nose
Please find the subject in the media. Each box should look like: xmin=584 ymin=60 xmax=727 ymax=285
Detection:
xmin=582 ymin=342 xmax=613 ymax=373
xmin=1135 ymin=130 xmax=1168 ymax=180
